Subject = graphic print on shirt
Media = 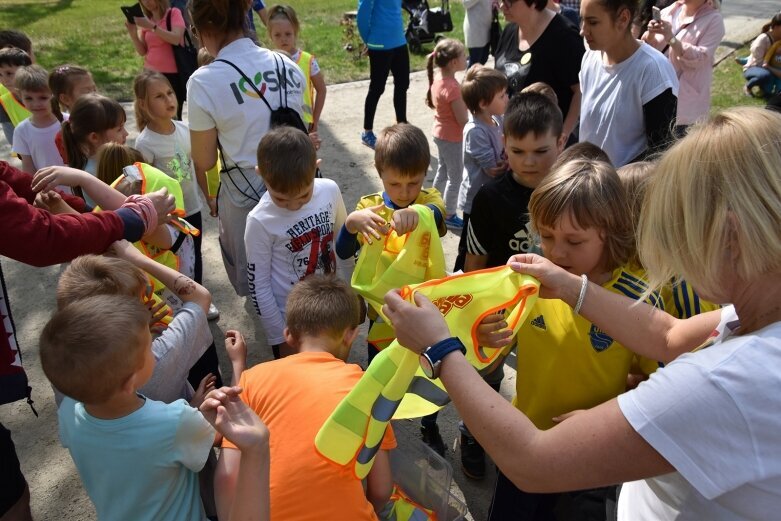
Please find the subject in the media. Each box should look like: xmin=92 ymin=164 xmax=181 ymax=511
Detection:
xmin=499 ymin=52 xmax=532 ymax=97
xmin=229 ymin=66 xmax=303 ymax=105
xmin=509 ymin=221 xmax=534 ymax=254
xmin=167 ymin=141 xmax=194 ymax=183
xmin=285 ymin=206 xmax=337 ymax=280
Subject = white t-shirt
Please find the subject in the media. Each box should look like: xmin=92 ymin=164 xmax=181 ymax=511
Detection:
xmin=187 ymin=38 xmax=306 ymax=208
xmin=134 ymin=121 xmax=203 ymax=216
xmin=244 ymin=178 xmax=348 ymax=345
xmin=617 ymin=306 xmax=781 ymax=520
xmin=12 ymin=117 xmax=65 ymax=170
xmin=579 ymin=43 xmax=678 ymax=167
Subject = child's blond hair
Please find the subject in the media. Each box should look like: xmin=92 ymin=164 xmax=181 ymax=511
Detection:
xmin=285 ymin=275 xmax=360 ymax=341
xmin=374 ymin=123 xmax=430 ymax=178
xmin=40 ymin=295 xmax=150 ymax=403
xmin=638 ymin=107 xmax=781 ymax=297
xmin=57 ymin=255 xmax=147 ymax=310
xmin=256 ymin=126 xmax=316 ymax=194
xmin=95 ymin=143 xmax=144 ymax=190
xmin=530 ymin=159 xmax=634 ymax=272
xmin=617 ymin=161 xmax=655 ymax=267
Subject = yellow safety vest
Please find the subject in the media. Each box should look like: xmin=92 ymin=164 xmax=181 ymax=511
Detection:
xmin=296 ymin=50 xmax=315 ymax=125
xmin=0 ymin=90 xmax=31 ymax=127
xmin=316 ymin=206 xmax=539 ymax=478
xmin=388 ymin=486 xmax=437 ymax=521
xmin=206 ymin=152 xmax=221 ymax=197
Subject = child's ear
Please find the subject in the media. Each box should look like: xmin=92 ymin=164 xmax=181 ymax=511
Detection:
xmin=87 ymin=131 xmax=101 ymax=147
xmin=343 ymin=326 xmax=359 ymax=348
xmin=283 ymin=327 xmax=298 ymax=349
xmin=556 ymin=133 xmax=567 ymax=153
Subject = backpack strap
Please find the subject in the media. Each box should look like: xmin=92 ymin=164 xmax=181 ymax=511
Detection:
xmin=271 ymin=52 xmax=288 ymax=109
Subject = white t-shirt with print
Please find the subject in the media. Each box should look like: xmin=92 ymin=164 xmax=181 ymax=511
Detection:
xmin=244 ymin=178 xmax=347 ymax=345
xmin=135 ymin=120 xmax=203 ymax=216
xmin=579 ymin=43 xmax=678 ymax=167
xmin=187 ymin=38 xmax=306 ymax=208
xmin=617 ymin=305 xmax=781 ymax=520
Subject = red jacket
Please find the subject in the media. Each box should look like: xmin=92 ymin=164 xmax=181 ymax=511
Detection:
xmin=0 ymin=161 xmax=133 ymax=405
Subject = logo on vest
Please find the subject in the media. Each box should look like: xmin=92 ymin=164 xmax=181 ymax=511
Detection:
xmin=530 ymin=315 xmax=546 ymax=331
xmin=589 ymin=324 xmax=614 ymax=352
xmin=431 ymin=294 xmax=473 ymax=316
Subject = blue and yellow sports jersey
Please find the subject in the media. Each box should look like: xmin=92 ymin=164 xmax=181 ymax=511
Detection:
xmin=662 ymin=279 xmax=720 ymax=319
xmin=514 ymin=265 xmax=660 ymax=430
xmin=356 ymin=188 xmax=447 ymax=239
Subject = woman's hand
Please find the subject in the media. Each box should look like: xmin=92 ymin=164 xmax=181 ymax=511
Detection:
xmin=646 ymin=19 xmax=674 ymax=43
xmin=133 ymin=16 xmax=155 ymax=30
xmin=145 ymin=188 xmax=176 ymax=221
xmin=382 ymin=290 xmax=452 ymax=354
xmin=507 ymin=253 xmax=580 ymax=300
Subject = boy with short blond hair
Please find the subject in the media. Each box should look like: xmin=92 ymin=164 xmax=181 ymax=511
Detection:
xmin=215 ymin=275 xmax=395 ymax=521
xmin=245 ymin=126 xmax=348 ymax=360
xmin=41 ymin=295 xmax=215 ymax=521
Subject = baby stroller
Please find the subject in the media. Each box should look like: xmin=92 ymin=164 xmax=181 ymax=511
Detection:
xmin=403 ymin=0 xmax=454 ymax=54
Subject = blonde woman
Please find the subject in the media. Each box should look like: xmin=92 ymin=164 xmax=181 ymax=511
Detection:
xmin=384 ymin=106 xmax=781 ymax=519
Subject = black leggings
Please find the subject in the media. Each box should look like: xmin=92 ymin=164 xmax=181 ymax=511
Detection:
xmin=163 ymin=71 xmax=186 ymax=120
xmin=364 ymin=45 xmax=410 ymax=130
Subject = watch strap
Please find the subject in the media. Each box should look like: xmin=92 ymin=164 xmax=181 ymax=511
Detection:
xmin=425 ymin=337 xmax=466 ymax=365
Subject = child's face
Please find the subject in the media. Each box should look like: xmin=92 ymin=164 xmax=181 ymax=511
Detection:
xmin=379 ymin=168 xmax=426 ymax=208
xmin=482 ymin=89 xmax=509 ymax=117
xmin=505 ymin=130 xmax=564 ymax=189
xmin=0 ymin=63 xmax=19 ymax=90
xmin=94 ymin=121 xmax=129 ymax=149
xmin=266 ymin=181 xmax=314 ymax=211
xmin=20 ymin=88 xmax=53 ymax=117
xmin=60 ymin=74 xmax=97 ymax=110
xmin=449 ymin=53 xmax=467 ymax=73
xmin=268 ymin=18 xmax=297 ymax=54
xmin=144 ymin=79 xmax=177 ymax=120
xmin=537 ymin=212 xmax=607 ymax=279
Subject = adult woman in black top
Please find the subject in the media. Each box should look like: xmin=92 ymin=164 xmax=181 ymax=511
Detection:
xmin=494 ymin=0 xmax=584 ymax=142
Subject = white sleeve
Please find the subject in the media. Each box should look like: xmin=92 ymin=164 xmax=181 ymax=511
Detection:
xmin=332 ymin=184 xmax=352 ymax=281
xmin=245 ymin=212 xmax=287 ymax=345
xmin=617 ymin=354 xmax=759 ymax=500
xmin=186 ymin=74 xmax=217 ymax=132
xmin=172 ymin=400 xmax=215 ymax=472
xmin=133 ymin=132 xmax=155 ymax=163
xmin=11 ymin=123 xmax=30 ymax=156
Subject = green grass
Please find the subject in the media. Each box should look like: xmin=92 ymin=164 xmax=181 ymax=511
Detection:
xmin=0 ymin=0 xmax=464 ymax=101
xmin=711 ymin=48 xmax=766 ymax=113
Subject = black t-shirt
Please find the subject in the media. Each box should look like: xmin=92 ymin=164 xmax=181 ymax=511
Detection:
xmin=465 ymin=171 xmax=535 ymax=268
xmin=494 ymin=15 xmax=584 ymax=118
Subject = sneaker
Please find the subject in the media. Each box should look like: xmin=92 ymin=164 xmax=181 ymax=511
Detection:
xmin=460 ymin=431 xmax=486 ymax=479
xmin=207 ymin=303 xmax=220 ymax=321
xmin=420 ymin=424 xmax=446 ymax=457
xmin=444 ymin=214 xmax=464 ymax=229
xmin=361 ymin=130 xmax=377 ymax=149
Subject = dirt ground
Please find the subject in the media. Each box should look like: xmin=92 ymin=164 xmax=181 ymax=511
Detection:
xmin=0 ymin=68 xmax=507 ymax=521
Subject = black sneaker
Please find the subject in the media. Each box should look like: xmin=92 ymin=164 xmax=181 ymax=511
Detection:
xmin=420 ymin=424 xmax=446 ymax=457
xmin=460 ymin=431 xmax=486 ymax=479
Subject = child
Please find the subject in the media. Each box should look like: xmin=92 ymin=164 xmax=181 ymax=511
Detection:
xmin=133 ymin=70 xmax=209 ymax=296
xmin=480 ymin=158 xmax=658 ymax=520
xmin=0 ymin=30 xmax=34 ymax=145
xmin=426 ymin=38 xmax=468 ymax=229
xmin=244 ymin=126 xmax=347 ymax=360
xmin=454 ymin=64 xmax=509 ymax=271
xmin=267 ymin=5 xmax=326 ymax=137
xmin=40 ymin=295 xmax=215 ymax=521
xmin=11 ymin=65 xmax=65 ymax=174
xmin=215 ymin=274 xmax=395 ymax=521
xmin=0 ymin=47 xmax=32 ymax=142
xmin=742 ymin=14 xmax=781 ymax=97
xmin=335 ymin=123 xmax=446 ymax=454
xmin=62 ymin=93 xmax=128 ymax=206
xmin=48 ymin=64 xmax=97 ymax=163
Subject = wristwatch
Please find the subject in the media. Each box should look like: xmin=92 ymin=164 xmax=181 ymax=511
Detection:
xmin=419 ymin=337 xmax=466 ymax=379
xmin=669 ymin=36 xmax=677 ymax=45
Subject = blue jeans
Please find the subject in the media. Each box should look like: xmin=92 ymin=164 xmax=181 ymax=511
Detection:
xmin=744 ymin=66 xmax=781 ymax=96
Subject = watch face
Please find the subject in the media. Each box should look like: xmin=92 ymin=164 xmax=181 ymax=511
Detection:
xmin=420 ymin=354 xmax=435 ymax=379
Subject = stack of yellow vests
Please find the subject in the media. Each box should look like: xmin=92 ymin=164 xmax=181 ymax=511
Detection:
xmin=315 ymin=205 xmax=539 ymax=479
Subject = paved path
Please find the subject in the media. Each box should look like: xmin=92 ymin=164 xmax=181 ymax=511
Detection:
xmin=0 ymin=4 xmax=777 ymax=519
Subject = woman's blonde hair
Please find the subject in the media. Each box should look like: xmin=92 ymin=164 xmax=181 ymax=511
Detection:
xmin=617 ymin=161 xmax=655 ymax=267
xmin=529 ymin=158 xmax=634 ymax=272
xmin=638 ymin=107 xmax=781 ymax=297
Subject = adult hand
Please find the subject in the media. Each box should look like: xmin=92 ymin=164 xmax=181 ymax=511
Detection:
xmin=145 ymin=188 xmax=176 ymax=221
xmin=31 ymin=165 xmax=90 ymax=192
xmin=647 ymin=19 xmax=673 ymax=43
xmin=507 ymin=253 xmax=580 ymax=300
xmin=133 ymin=16 xmax=154 ymax=30
xmin=200 ymin=386 xmax=270 ymax=452
xmin=207 ymin=198 xmax=218 ymax=218
xmin=382 ymin=290 xmax=451 ymax=354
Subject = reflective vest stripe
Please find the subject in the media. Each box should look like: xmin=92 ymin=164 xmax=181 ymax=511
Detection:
xmin=296 ymin=51 xmax=315 ymax=124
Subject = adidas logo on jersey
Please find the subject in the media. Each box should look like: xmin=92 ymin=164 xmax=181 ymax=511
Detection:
xmin=531 ymin=315 xmax=546 ymax=331
xmin=509 ymin=222 xmax=534 ymax=252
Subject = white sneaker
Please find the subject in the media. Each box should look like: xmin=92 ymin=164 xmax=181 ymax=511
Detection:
xmin=207 ymin=303 xmax=220 ymax=321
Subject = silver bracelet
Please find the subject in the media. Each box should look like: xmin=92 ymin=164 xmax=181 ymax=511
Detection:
xmin=573 ymin=274 xmax=588 ymax=315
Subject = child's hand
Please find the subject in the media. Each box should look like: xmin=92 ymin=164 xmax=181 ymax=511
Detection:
xmin=207 ymin=198 xmax=218 ymax=218
xmin=309 ymin=131 xmax=322 ymax=150
xmin=199 ymin=386 xmax=270 ymax=452
xmin=391 ymin=207 xmax=419 ymax=235
xmin=34 ymin=191 xmax=76 ymax=214
xmin=146 ymin=299 xmax=169 ymax=331
xmin=225 ymin=330 xmax=247 ymax=365
xmin=190 ymin=373 xmax=217 ymax=408
xmin=31 ymin=166 xmax=90 ymax=192
xmin=476 ymin=313 xmax=514 ymax=348
xmin=345 ymin=205 xmax=390 ymax=244
xmin=486 ymin=160 xmax=508 ymax=178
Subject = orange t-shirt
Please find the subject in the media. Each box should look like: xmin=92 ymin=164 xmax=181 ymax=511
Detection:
xmin=223 ymin=351 xmax=397 ymax=521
